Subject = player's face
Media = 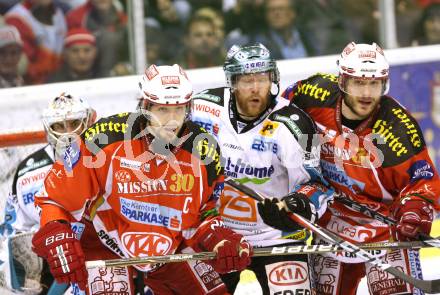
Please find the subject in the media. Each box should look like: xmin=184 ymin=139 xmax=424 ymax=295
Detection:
xmin=342 ymin=77 xmax=383 ymax=120
xmin=234 ymin=72 xmax=272 ymax=118
xmin=147 ymin=104 xmax=188 ymax=142
xmin=51 ymin=119 xmax=84 ymax=135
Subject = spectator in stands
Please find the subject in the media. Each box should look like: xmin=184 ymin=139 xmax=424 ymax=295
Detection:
xmin=66 ymin=0 xmax=128 ymax=77
xmin=223 ymin=0 xmax=265 ymax=48
xmin=145 ymin=25 xmax=169 ymax=66
xmin=254 ymin=0 xmax=315 ymax=60
xmin=193 ymin=7 xmax=226 ymax=59
xmin=47 ymin=28 xmax=99 ymax=83
xmin=0 ymin=25 xmax=24 ymax=88
xmin=4 ymin=0 xmax=67 ymax=85
xmin=295 ymin=0 xmax=352 ymax=55
xmin=395 ymin=0 xmax=424 ymax=47
xmin=174 ymin=15 xmax=224 ymax=69
xmin=146 ymin=0 xmax=191 ymax=24
xmin=413 ymin=3 xmax=440 ymax=45
xmin=145 ymin=0 xmax=189 ymax=63
xmin=340 ymin=0 xmax=379 ymax=44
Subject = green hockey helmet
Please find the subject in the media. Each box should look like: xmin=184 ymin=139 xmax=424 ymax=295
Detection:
xmin=223 ymin=43 xmax=280 ymax=88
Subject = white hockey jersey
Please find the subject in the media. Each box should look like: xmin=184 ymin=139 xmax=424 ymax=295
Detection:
xmin=2 ymin=145 xmax=55 ymax=235
xmin=192 ymin=87 xmax=330 ymax=247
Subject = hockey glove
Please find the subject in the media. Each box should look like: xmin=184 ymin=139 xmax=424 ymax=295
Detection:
xmin=257 ymin=192 xmax=315 ymax=232
xmin=32 ymin=221 xmax=88 ymax=290
xmin=391 ymin=197 xmax=434 ymax=241
xmin=196 ymin=220 xmax=252 ymax=274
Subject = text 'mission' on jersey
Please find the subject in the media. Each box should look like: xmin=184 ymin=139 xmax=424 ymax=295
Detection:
xmin=35 ymin=112 xmax=224 ymax=272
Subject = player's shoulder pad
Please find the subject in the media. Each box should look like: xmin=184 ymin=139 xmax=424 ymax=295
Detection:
xmin=283 ymin=72 xmax=339 ymax=109
xmin=269 ymin=104 xmax=317 ymax=140
xmin=372 ymin=96 xmax=426 ymax=167
xmin=182 ymin=121 xmax=223 ymax=185
xmin=192 ymin=87 xmax=225 ymax=107
xmin=82 ymin=112 xmax=143 ymax=154
xmin=16 ymin=145 xmax=53 ymax=178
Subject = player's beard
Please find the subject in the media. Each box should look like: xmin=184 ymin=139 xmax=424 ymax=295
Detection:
xmin=343 ymin=94 xmax=380 ymax=120
xmin=147 ymin=121 xmax=182 ymax=144
xmin=235 ymin=92 xmax=270 ymax=120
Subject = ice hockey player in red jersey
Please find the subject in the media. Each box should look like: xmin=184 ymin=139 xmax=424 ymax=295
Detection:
xmin=282 ymin=42 xmax=440 ymax=295
xmin=32 ymin=64 xmax=252 ymax=294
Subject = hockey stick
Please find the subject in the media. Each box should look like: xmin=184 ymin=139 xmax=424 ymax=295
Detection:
xmin=333 ymin=193 xmax=440 ymax=248
xmin=225 ymin=178 xmax=440 ymax=294
xmin=85 ymin=240 xmax=432 ymax=269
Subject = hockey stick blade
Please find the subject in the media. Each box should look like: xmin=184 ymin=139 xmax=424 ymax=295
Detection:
xmin=334 ymin=195 xmax=440 ymax=248
xmin=225 ymin=179 xmax=440 ymax=293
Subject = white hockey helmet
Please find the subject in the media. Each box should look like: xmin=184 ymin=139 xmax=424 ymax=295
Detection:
xmin=42 ymin=92 xmax=94 ymax=157
xmin=337 ymin=42 xmax=390 ymax=96
xmin=138 ymin=64 xmax=193 ymax=107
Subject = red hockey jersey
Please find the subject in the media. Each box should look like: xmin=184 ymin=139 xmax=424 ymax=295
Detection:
xmin=283 ymin=73 xmax=440 ymax=245
xmin=35 ymin=112 xmax=224 ymax=271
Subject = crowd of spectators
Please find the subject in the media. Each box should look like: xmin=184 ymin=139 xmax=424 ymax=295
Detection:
xmin=0 ymin=0 xmax=439 ymax=89
xmin=0 ymin=0 xmax=129 ymax=87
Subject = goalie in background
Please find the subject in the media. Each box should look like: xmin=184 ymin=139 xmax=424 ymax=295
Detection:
xmin=0 ymin=93 xmax=96 ymax=294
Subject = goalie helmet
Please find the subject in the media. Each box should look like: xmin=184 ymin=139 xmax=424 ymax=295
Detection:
xmin=42 ymin=93 xmax=93 ymax=158
xmin=337 ymin=42 xmax=390 ymax=96
xmin=223 ymin=43 xmax=280 ymax=88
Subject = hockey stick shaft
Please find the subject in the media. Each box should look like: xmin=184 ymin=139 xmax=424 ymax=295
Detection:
xmin=225 ymin=179 xmax=440 ymax=293
xmin=85 ymin=240 xmax=431 ymax=269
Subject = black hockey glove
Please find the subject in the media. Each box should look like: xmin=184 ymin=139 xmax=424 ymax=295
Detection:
xmin=257 ymin=193 xmax=314 ymax=232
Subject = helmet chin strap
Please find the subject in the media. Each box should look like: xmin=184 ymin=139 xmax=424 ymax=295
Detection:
xmin=271 ymin=82 xmax=280 ymax=97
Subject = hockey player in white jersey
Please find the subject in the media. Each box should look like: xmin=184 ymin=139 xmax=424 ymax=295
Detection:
xmin=192 ymin=43 xmax=333 ymax=294
xmin=0 ymin=93 xmax=95 ymax=294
